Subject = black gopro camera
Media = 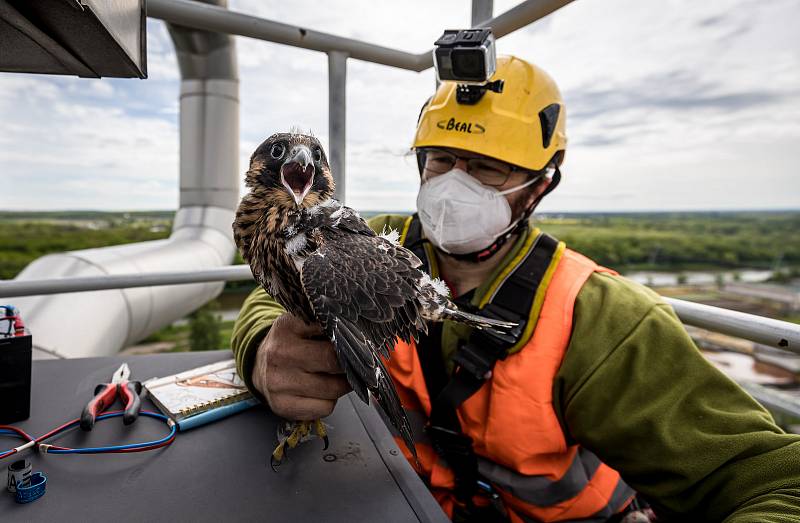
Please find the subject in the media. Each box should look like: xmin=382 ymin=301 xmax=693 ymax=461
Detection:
xmin=433 ymin=29 xmax=496 ymax=84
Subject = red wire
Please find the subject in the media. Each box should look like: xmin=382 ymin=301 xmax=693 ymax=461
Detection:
xmin=0 ymin=424 xmax=34 ymax=459
xmin=34 ymin=416 xmax=84 ymax=443
xmin=105 ymin=435 xmax=177 ymax=454
xmin=0 ymin=425 xmax=34 ymax=441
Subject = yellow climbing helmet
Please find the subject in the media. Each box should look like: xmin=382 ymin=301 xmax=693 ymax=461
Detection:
xmin=413 ymin=55 xmax=566 ymax=172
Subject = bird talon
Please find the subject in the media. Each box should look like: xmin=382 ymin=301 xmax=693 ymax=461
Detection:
xmin=271 ymin=442 xmax=287 ymax=471
xmin=272 ymin=420 xmax=331 ymax=466
xmin=311 ymin=419 xmax=330 ymax=450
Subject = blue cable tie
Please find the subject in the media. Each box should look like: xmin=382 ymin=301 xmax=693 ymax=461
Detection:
xmin=15 ymin=472 xmax=46 ymax=503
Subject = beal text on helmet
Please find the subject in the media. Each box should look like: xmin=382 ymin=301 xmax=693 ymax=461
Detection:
xmin=437 ymin=118 xmax=486 ymax=134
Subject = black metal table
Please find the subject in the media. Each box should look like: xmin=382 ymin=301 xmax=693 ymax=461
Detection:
xmin=0 ymin=351 xmax=447 ymax=522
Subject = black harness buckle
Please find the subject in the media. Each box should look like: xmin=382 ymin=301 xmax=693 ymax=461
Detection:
xmin=453 ymin=303 xmax=526 ymax=381
xmin=477 ymin=303 xmax=527 ymax=343
xmin=453 ymin=342 xmax=497 ymax=381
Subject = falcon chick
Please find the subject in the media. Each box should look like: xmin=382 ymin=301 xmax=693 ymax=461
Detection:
xmin=233 ymin=132 xmax=515 ymax=467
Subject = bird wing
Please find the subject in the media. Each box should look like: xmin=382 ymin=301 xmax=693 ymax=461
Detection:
xmin=300 ymin=228 xmax=425 ymax=454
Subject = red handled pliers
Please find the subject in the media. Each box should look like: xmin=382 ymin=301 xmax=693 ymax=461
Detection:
xmin=80 ymin=363 xmax=142 ymax=431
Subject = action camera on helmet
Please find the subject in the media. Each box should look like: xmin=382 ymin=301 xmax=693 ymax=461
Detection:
xmin=433 ymin=29 xmax=496 ymax=84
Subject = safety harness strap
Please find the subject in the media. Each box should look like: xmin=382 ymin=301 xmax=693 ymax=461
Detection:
xmin=402 ymin=215 xmax=560 ymax=507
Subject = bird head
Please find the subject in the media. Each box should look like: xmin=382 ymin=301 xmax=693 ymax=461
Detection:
xmin=245 ymin=132 xmax=335 ymax=209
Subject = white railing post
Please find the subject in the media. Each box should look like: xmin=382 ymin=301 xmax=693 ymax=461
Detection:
xmin=472 ymin=0 xmax=494 ymax=26
xmin=328 ymin=50 xmax=348 ymax=203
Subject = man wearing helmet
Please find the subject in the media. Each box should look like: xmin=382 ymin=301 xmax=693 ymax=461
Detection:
xmin=232 ymin=56 xmax=800 ymax=522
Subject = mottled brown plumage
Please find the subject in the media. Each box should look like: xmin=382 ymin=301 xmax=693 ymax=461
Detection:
xmin=233 ymin=132 xmax=514 ymax=463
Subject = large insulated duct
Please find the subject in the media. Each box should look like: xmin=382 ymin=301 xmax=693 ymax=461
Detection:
xmin=9 ymin=0 xmax=239 ymax=359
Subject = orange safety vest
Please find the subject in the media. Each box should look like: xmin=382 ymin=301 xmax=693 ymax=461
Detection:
xmin=383 ymin=217 xmax=635 ymax=522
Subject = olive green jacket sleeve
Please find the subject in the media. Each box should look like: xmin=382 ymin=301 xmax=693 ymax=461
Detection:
xmin=230 ymin=214 xmax=408 ymax=400
xmin=554 ymin=272 xmax=800 ymax=521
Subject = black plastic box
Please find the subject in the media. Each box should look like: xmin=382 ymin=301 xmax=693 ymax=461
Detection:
xmin=0 ymin=333 xmax=32 ymax=423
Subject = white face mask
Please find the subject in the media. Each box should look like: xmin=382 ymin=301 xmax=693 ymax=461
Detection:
xmin=416 ymin=168 xmax=540 ymax=255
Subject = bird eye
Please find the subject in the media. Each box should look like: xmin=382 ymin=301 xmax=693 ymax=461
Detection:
xmin=270 ymin=143 xmax=285 ymax=159
xmin=313 ymin=147 xmax=322 ymax=163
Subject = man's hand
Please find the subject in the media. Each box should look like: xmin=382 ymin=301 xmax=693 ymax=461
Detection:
xmin=252 ymin=313 xmax=351 ymax=420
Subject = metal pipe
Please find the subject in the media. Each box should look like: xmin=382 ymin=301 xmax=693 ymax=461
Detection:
xmin=328 ymin=51 xmax=347 ymax=202
xmin=664 ymin=297 xmax=799 ymax=354
xmin=474 ymin=0 xmax=576 ymax=38
xmin=147 ymin=0 xmax=576 ymax=72
xmin=0 ymin=266 xmax=253 ymax=297
xmin=167 ymin=0 xmax=240 ymax=210
xmin=148 ymin=0 xmax=425 ymax=70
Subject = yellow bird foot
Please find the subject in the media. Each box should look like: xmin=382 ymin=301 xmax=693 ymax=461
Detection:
xmin=271 ymin=419 xmax=330 ymax=471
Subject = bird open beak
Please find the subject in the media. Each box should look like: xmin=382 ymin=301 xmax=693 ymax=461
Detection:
xmin=280 ymin=145 xmax=315 ymax=206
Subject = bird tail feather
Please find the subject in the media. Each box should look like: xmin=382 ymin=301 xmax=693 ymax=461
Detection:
xmin=441 ymin=307 xmax=517 ymax=334
xmin=330 ymin=317 xmax=418 ymax=461
xmin=374 ymin=357 xmax=418 ymax=462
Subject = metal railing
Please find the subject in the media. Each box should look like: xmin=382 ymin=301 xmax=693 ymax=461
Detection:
xmin=2 ymin=267 xmax=798 ymax=355
xmin=146 ymin=0 xmax=577 ymax=199
xmin=147 ymin=0 xmax=576 ymax=71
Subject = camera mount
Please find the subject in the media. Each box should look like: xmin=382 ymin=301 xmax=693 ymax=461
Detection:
xmin=455 ymin=79 xmax=505 ymax=105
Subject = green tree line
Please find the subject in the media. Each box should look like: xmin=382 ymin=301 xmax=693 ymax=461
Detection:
xmin=539 ymin=212 xmax=799 ymax=271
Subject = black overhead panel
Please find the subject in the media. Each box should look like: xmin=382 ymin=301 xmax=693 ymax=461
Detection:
xmin=0 ymin=0 xmax=147 ymax=78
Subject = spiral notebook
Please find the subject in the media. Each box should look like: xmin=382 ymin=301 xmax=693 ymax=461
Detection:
xmin=144 ymin=359 xmax=257 ymax=430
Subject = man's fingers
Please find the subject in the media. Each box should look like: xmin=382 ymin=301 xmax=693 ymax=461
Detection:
xmin=267 ymin=369 xmax=351 ymax=401
xmin=269 ymin=335 xmax=343 ymax=374
xmin=257 ymin=312 xmax=347 ymax=419
xmin=279 ymin=313 xmax=324 ymax=338
xmin=295 ymin=340 xmax=343 ymax=374
xmin=270 ymin=394 xmax=337 ymax=421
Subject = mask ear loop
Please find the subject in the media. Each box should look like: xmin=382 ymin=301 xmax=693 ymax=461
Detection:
xmin=496 ymin=172 xmax=542 ymax=196
xmin=494 ymin=162 xmax=560 ymax=238
xmin=469 ymin=163 xmax=561 ymax=262
xmin=523 ymin=163 xmax=561 ymax=217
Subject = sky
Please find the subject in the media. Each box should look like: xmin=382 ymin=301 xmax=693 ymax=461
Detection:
xmin=1 ymin=0 xmax=798 ymax=212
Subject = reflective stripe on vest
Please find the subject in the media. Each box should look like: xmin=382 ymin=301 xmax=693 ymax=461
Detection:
xmin=383 ymin=216 xmax=635 ymax=522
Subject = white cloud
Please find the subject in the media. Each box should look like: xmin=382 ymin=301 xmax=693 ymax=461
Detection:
xmin=0 ymin=0 xmax=798 ymax=211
